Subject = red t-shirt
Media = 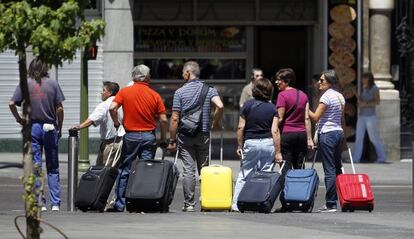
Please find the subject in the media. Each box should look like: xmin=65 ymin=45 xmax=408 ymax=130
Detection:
xmin=276 ymin=88 xmax=308 ymax=133
xmin=114 ymin=82 xmax=166 ymax=131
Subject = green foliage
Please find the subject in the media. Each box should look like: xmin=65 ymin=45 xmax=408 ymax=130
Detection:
xmin=23 ymin=174 xmax=38 ymax=217
xmin=0 ymin=0 xmax=105 ymax=66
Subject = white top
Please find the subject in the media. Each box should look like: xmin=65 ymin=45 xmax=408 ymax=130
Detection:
xmin=88 ymin=96 xmax=125 ymax=140
xmin=318 ymin=89 xmax=345 ymax=134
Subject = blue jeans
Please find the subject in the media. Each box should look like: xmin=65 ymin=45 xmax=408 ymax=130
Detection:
xmin=232 ymin=138 xmax=275 ymax=210
xmin=318 ymin=130 xmax=344 ymax=208
xmin=113 ymin=131 xmax=156 ymax=211
xmin=32 ymin=123 xmax=60 ymax=206
xmin=353 ymin=115 xmax=387 ymax=163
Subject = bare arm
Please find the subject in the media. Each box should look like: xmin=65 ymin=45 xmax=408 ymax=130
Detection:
xmin=72 ymin=118 xmax=94 ymax=130
xmin=304 ymin=102 xmax=314 ymax=148
xmin=211 ymin=96 xmax=224 ymax=130
xmin=277 ymin=107 xmax=285 ymax=127
xmin=362 ymin=89 xmax=380 ymax=108
xmin=236 ymin=116 xmax=245 ymax=158
xmin=239 ymin=86 xmax=248 ymax=108
xmin=158 ymin=113 xmax=167 ymax=142
xmin=56 ymin=103 xmax=64 ymax=138
xmin=309 ymin=103 xmax=327 ymax=122
xmin=9 ymin=101 xmax=24 ymax=125
xmin=167 ymin=110 xmax=180 ymax=151
xmin=169 ymin=111 xmax=179 ymax=141
xmin=271 ymin=116 xmax=282 ymax=163
xmin=109 ymin=101 xmax=120 ymax=128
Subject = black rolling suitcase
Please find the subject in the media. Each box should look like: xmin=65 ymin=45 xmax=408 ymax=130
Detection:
xmin=75 ymin=140 xmax=122 ymax=212
xmin=125 ymin=148 xmax=179 ymax=213
xmin=237 ymin=161 xmax=285 ymax=213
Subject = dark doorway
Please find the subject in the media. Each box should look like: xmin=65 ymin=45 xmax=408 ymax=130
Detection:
xmin=256 ymin=27 xmax=309 ymax=97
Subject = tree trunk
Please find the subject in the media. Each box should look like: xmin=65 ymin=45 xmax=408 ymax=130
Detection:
xmin=18 ymin=51 xmax=40 ymax=239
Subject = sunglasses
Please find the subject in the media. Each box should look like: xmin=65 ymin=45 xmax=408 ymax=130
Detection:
xmin=318 ymin=78 xmax=326 ymax=83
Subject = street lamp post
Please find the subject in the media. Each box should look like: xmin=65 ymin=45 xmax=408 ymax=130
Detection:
xmin=78 ymin=49 xmax=90 ymax=173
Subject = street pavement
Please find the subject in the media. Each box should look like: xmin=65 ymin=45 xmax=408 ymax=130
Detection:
xmin=0 ymin=150 xmax=413 ymax=239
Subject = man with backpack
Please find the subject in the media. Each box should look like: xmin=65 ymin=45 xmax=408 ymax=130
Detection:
xmin=167 ymin=61 xmax=224 ymax=212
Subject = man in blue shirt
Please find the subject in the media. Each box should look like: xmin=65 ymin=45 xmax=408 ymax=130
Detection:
xmin=167 ymin=61 xmax=224 ymax=212
xmin=9 ymin=58 xmax=65 ymax=212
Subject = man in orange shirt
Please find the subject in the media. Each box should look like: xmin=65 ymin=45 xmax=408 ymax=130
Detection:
xmin=107 ymin=64 xmax=167 ymax=212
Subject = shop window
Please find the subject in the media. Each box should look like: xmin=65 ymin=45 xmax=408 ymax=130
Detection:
xmin=134 ymin=59 xmax=245 ymax=80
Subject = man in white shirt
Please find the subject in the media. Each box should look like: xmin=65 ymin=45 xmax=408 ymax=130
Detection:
xmin=71 ymin=81 xmax=124 ymax=166
xmin=239 ymin=68 xmax=264 ymax=108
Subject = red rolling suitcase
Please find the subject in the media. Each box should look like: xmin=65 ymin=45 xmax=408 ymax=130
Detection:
xmin=336 ymin=148 xmax=374 ymax=212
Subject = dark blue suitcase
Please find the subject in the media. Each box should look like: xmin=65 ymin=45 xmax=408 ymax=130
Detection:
xmin=280 ymin=149 xmax=319 ymax=212
xmin=237 ymin=163 xmax=284 ymax=213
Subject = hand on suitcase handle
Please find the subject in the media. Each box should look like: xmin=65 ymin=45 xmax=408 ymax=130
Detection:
xmin=236 ymin=148 xmax=243 ymax=159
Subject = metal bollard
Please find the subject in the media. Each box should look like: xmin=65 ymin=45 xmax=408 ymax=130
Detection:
xmin=68 ymin=129 xmax=79 ymax=212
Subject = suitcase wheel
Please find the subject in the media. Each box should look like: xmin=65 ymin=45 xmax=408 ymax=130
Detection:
xmin=305 ymin=204 xmax=314 ymax=213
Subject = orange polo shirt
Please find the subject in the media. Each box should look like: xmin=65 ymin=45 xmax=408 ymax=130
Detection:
xmin=114 ymin=82 xmax=166 ymax=131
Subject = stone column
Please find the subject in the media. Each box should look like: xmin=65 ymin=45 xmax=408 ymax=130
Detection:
xmin=369 ymin=0 xmax=400 ymax=161
xmin=103 ymin=0 xmax=134 ymax=87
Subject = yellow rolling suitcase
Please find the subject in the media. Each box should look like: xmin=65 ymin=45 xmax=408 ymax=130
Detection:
xmin=200 ymin=130 xmax=232 ymax=211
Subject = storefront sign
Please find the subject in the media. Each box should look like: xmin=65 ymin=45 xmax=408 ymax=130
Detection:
xmin=134 ymin=26 xmax=246 ymax=52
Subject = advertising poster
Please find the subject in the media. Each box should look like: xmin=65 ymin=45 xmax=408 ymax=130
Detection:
xmin=327 ymin=0 xmax=360 ymax=141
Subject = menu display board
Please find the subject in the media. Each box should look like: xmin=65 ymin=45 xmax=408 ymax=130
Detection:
xmin=327 ymin=0 xmax=360 ymax=140
xmin=134 ymin=26 xmax=246 ymax=52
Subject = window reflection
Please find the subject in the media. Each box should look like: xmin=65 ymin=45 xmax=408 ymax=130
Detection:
xmin=134 ymin=59 xmax=245 ymax=79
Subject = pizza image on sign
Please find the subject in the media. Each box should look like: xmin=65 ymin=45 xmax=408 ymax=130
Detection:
xmin=329 ymin=37 xmax=356 ymax=53
xmin=335 ymin=66 xmax=356 ymax=86
xmin=330 ymin=4 xmax=357 ymax=23
xmin=329 ymin=51 xmax=355 ymax=67
xmin=341 ymin=84 xmax=357 ymax=99
xmin=328 ymin=22 xmax=355 ymax=39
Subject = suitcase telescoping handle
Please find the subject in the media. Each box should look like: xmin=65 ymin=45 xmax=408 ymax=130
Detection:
xmin=105 ymin=128 xmax=123 ymax=168
xmin=240 ymin=151 xmax=286 ymax=178
xmin=348 ymin=148 xmax=356 ymax=174
xmin=341 ymin=148 xmax=356 ymax=174
xmin=208 ymin=123 xmax=224 ymax=165
xmin=301 ymin=147 xmax=318 ymax=169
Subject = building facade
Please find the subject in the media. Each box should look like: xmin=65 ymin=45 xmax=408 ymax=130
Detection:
xmin=0 ymin=0 xmax=406 ymax=161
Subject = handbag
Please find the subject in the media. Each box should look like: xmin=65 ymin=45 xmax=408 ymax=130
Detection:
xmin=178 ymin=83 xmax=209 ymax=136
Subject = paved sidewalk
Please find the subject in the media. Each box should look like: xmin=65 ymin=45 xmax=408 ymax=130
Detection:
xmin=0 ymin=151 xmax=412 ymax=185
xmin=0 ymin=151 xmax=413 ymax=239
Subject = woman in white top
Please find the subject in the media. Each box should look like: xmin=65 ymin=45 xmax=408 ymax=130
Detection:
xmin=309 ymin=69 xmax=347 ymax=213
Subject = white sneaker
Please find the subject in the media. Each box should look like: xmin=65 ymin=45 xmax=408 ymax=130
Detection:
xmin=182 ymin=205 xmax=195 ymax=212
xmin=317 ymin=205 xmax=337 ymax=213
xmin=41 ymin=206 xmax=47 ymax=212
xmin=51 ymin=205 xmax=60 ymax=212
